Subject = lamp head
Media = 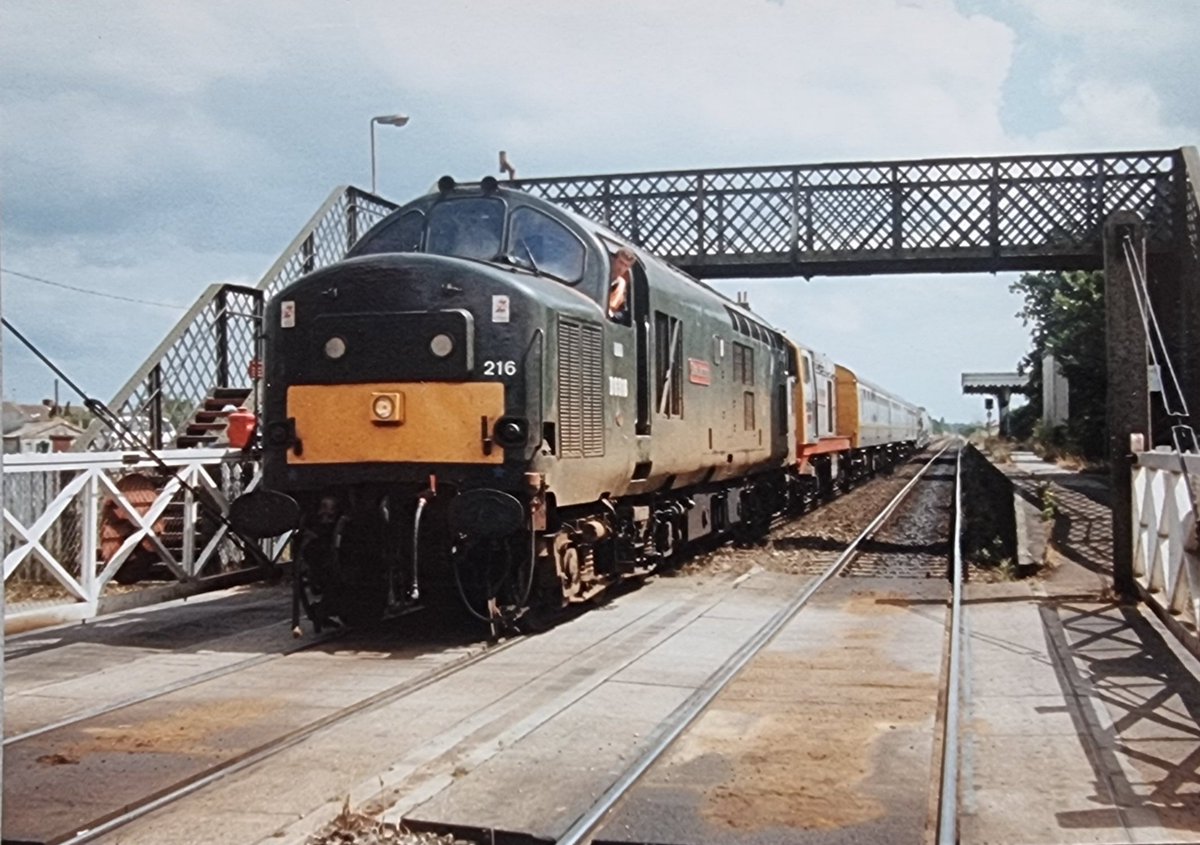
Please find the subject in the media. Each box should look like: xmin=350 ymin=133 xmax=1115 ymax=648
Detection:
xmin=374 ymin=114 xmax=410 ymax=127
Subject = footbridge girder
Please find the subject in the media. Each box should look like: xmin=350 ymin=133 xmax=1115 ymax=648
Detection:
xmin=514 ymin=149 xmax=1186 ymax=278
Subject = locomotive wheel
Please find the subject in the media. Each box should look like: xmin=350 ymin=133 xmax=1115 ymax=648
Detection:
xmin=333 ymin=519 xmax=390 ymax=628
xmin=837 ymin=471 xmax=852 ymax=495
xmin=561 ymin=543 xmax=582 ymax=598
xmin=334 ymin=583 xmax=387 ymax=629
xmin=296 ymin=531 xmax=333 ymax=629
xmin=654 ymin=518 xmax=680 ymax=566
xmin=735 ymin=488 xmax=771 ymax=544
xmin=298 ymin=520 xmax=389 ymax=629
xmin=516 ymin=545 xmax=570 ymax=633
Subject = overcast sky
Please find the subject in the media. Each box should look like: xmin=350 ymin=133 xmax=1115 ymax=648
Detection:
xmin=1 ymin=0 xmax=1197 ymax=422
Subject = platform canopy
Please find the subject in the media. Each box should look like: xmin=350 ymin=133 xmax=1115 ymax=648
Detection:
xmin=961 ymin=372 xmax=1031 ymax=395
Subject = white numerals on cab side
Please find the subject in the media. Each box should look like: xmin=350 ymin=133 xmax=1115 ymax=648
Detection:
xmin=482 ymin=360 xmax=517 ymax=377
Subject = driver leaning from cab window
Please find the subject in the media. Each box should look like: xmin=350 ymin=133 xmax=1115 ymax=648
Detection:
xmin=607 ymin=247 xmax=636 ymax=322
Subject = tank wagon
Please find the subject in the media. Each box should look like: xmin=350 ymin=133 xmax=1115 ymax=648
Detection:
xmin=234 ymin=177 xmax=928 ymax=628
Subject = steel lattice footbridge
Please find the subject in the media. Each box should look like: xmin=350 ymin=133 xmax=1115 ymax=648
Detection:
xmin=515 ymin=149 xmax=1189 ymax=277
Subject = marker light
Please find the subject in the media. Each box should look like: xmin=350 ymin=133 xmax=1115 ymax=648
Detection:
xmin=493 ymin=416 xmax=528 ymax=448
xmin=430 ymin=333 xmax=454 ymax=358
xmin=325 ymin=336 xmax=347 ymax=359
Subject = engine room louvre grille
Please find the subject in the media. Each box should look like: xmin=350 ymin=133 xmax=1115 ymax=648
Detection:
xmin=557 ymin=318 xmax=605 ymax=458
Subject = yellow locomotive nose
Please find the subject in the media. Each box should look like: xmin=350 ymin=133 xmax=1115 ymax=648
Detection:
xmin=286 ymin=382 xmax=505 ymax=465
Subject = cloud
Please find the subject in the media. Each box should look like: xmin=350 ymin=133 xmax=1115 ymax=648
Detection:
xmin=0 ymin=0 xmax=1189 ymax=416
xmin=1029 ymin=79 xmax=1187 ymax=150
xmin=1012 ymin=0 xmax=1194 ymax=49
xmin=0 ymin=1 xmax=285 ymax=96
xmin=3 ymin=0 xmax=1019 ymax=247
xmin=353 ymin=0 xmax=1015 ymax=164
xmin=1 ymin=233 xmax=262 ymax=402
xmin=987 ymin=0 xmax=1200 ymax=149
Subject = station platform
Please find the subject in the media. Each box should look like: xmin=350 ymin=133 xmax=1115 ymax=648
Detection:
xmin=961 ymin=450 xmax=1200 ymax=844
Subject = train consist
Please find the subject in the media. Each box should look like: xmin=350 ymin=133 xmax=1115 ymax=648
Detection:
xmin=234 ymin=177 xmax=929 ymax=628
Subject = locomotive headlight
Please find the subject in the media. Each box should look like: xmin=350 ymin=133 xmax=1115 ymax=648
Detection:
xmin=324 ymin=336 xmax=347 ymax=359
xmin=493 ymin=416 xmax=529 ymax=448
xmin=370 ymin=392 xmax=404 ymax=424
xmin=373 ymin=395 xmax=395 ymax=418
xmin=429 ymin=333 xmax=454 ymax=358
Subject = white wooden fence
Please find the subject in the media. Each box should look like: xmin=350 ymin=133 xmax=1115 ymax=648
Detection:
xmin=3 ymin=448 xmax=276 ymax=628
xmin=1133 ymin=450 xmax=1200 ymax=655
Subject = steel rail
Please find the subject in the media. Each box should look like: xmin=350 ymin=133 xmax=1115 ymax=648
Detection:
xmin=556 ymin=443 xmax=953 ymax=845
xmin=762 ymin=440 xmax=943 ymax=534
xmin=59 ymin=633 xmax=524 ymax=845
xmin=937 ymin=445 xmax=966 ymax=844
xmin=5 ymin=621 xmax=344 ymax=746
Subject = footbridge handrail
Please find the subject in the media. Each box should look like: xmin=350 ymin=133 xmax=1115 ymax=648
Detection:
xmin=73 ymin=282 xmax=261 ymax=452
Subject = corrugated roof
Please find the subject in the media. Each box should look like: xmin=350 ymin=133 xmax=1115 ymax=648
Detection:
xmin=961 ymin=372 xmax=1031 ymax=393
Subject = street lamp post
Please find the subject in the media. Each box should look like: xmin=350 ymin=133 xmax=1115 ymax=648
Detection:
xmin=370 ymin=113 xmax=410 ymax=194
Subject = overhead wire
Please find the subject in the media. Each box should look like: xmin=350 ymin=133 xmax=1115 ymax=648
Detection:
xmin=0 ymin=267 xmax=187 ymax=311
xmin=1118 ymin=230 xmax=1195 ymax=429
xmin=1119 ymin=236 xmax=1189 ymax=419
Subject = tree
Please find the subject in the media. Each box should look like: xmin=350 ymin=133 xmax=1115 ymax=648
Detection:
xmin=1009 ymin=270 xmax=1107 ymax=459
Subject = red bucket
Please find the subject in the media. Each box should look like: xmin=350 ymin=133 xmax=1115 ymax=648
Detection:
xmin=227 ymin=407 xmax=257 ymax=449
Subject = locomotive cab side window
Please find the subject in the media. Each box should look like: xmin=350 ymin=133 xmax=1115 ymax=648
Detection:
xmin=426 ymin=197 xmax=506 ymax=261
xmin=733 ymin=342 xmax=754 ymax=385
xmin=507 ymin=207 xmax=585 ymax=283
xmin=654 ymin=311 xmax=683 ymax=417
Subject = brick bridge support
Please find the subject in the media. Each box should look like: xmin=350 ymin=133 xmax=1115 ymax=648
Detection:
xmin=1106 ymin=152 xmax=1200 ymax=600
xmin=1105 ymin=212 xmax=1149 ymax=600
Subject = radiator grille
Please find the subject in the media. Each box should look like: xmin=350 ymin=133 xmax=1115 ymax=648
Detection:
xmin=558 ymin=318 xmax=605 ymax=458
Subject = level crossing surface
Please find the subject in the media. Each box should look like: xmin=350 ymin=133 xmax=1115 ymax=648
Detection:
xmin=3 ymin=453 xmax=1199 ymax=845
xmin=596 ymin=576 xmax=948 ymax=845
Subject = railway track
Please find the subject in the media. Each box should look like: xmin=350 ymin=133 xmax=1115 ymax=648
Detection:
xmin=3 ymin=606 xmax=505 ymax=844
xmin=563 ymin=443 xmax=964 ymax=845
xmin=304 ymin=444 xmax=969 ymax=845
xmin=5 ymin=446 xmax=966 ymax=845
xmin=6 ymin=621 xmax=344 ymax=746
xmin=5 ymin=566 xmax=772 ymax=844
